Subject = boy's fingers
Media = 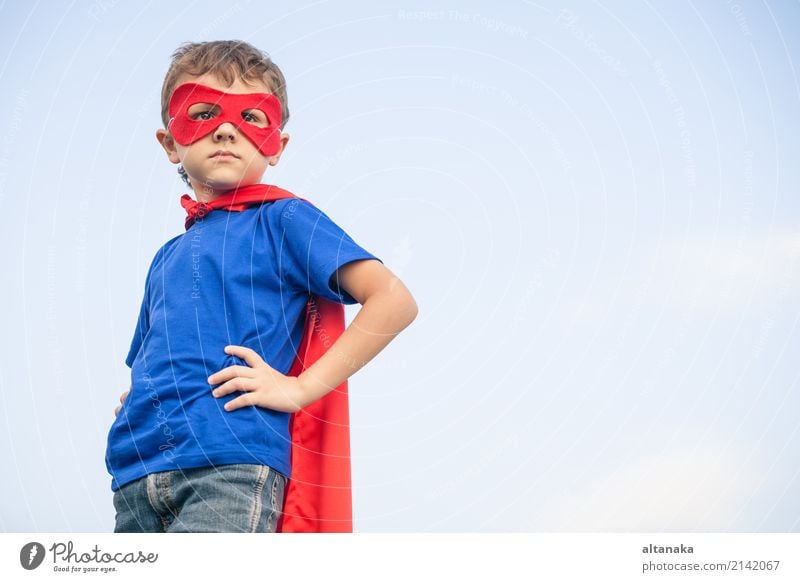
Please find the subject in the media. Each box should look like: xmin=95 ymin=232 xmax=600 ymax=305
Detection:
xmin=115 ymin=388 xmax=131 ymax=416
xmin=207 ymin=364 xmax=253 ymax=385
xmin=222 ymin=393 xmax=256 ymax=412
xmin=211 ymin=377 xmax=254 ymax=398
xmin=223 ymin=345 xmax=267 ymax=369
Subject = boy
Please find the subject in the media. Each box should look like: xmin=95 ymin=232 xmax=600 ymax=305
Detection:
xmin=105 ymin=40 xmax=417 ymax=533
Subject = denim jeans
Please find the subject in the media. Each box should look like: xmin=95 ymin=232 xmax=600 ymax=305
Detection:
xmin=113 ymin=464 xmax=288 ymax=533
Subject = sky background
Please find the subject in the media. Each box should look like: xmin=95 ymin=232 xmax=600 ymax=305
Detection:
xmin=0 ymin=0 xmax=798 ymax=533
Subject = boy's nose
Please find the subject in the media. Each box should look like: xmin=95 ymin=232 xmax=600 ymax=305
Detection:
xmin=213 ymin=122 xmax=237 ymax=141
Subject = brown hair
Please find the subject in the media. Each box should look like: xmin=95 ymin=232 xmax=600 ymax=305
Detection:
xmin=160 ymin=40 xmax=290 ymax=131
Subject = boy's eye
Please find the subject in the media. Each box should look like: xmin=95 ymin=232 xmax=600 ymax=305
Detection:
xmin=241 ymin=109 xmax=268 ymax=126
xmin=192 ymin=110 xmax=215 ymax=121
xmin=187 ymin=103 xmax=220 ymax=121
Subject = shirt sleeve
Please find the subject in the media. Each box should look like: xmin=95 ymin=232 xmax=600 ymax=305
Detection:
xmin=125 ymin=258 xmax=154 ymax=368
xmin=278 ymin=199 xmax=382 ymax=304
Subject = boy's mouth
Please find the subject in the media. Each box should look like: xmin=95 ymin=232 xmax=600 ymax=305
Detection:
xmin=210 ymin=150 xmax=240 ymax=159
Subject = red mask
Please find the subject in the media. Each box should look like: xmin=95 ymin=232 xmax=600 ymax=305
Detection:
xmin=167 ymin=82 xmax=283 ymax=156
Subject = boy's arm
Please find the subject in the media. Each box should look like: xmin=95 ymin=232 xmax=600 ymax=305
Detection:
xmin=296 ymin=258 xmax=418 ymax=404
xmin=209 ymin=259 xmax=417 ymax=412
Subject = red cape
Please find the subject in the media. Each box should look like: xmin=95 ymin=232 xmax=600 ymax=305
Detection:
xmin=181 ymin=184 xmax=353 ymax=533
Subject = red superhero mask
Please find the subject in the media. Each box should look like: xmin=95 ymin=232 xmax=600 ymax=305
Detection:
xmin=167 ymin=82 xmax=283 ymax=156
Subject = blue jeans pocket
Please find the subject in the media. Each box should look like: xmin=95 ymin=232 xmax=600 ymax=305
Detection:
xmin=168 ymin=464 xmax=288 ymax=533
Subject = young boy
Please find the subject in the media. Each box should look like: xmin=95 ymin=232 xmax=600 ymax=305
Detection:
xmin=105 ymin=40 xmax=417 ymax=533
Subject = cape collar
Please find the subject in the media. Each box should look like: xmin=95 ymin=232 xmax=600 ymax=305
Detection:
xmin=180 ymin=183 xmax=297 ymax=230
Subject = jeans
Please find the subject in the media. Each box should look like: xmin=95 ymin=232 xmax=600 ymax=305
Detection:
xmin=113 ymin=464 xmax=288 ymax=533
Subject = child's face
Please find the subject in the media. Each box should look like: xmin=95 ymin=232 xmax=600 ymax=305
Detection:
xmin=156 ymin=73 xmax=289 ymax=199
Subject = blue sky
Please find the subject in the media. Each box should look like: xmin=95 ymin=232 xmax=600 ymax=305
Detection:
xmin=0 ymin=0 xmax=798 ymax=532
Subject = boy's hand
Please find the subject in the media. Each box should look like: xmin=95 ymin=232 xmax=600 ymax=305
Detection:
xmin=208 ymin=345 xmax=306 ymax=413
xmin=114 ymin=386 xmax=130 ymax=417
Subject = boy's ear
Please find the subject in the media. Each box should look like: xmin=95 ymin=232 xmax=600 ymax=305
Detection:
xmin=268 ymin=132 xmax=290 ymax=167
xmin=156 ymin=128 xmax=181 ymax=164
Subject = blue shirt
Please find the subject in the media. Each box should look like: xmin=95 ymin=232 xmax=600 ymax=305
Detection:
xmin=105 ymin=197 xmax=381 ymax=491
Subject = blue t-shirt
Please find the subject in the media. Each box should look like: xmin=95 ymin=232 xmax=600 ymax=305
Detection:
xmin=105 ymin=197 xmax=381 ymax=491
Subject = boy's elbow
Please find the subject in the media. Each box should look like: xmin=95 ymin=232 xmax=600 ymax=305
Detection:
xmin=407 ymin=292 xmax=419 ymax=322
xmin=368 ymin=277 xmax=417 ymax=327
xmin=394 ymin=285 xmax=418 ymax=327
xmin=344 ymin=260 xmax=418 ymax=324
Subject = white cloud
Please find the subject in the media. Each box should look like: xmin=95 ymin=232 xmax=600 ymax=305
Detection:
xmin=535 ymin=443 xmax=761 ymax=531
